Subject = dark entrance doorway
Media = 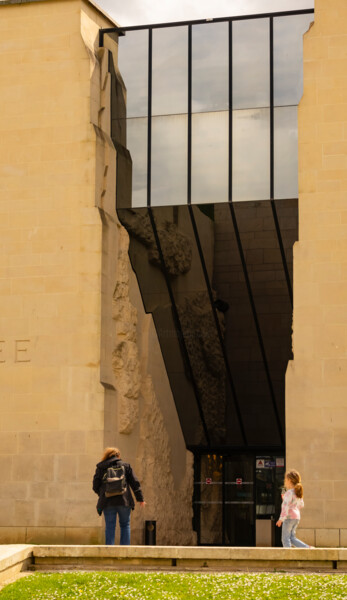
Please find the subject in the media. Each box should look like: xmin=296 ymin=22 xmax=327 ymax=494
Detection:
xmin=194 ymin=452 xmax=285 ymax=546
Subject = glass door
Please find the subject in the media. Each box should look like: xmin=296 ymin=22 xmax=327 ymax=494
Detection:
xmin=195 ymin=454 xmax=223 ymax=545
xmin=194 ymin=454 xmax=255 ymax=546
xmin=224 ymin=455 xmax=255 ymax=546
xmin=255 ymin=455 xmax=285 ymax=547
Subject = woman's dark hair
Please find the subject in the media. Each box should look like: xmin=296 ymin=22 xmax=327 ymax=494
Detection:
xmin=101 ymin=447 xmax=121 ymax=462
xmin=286 ymin=469 xmax=304 ymax=499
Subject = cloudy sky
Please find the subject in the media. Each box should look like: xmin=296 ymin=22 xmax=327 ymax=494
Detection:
xmin=103 ymin=0 xmax=314 ymax=207
xmin=99 ymin=0 xmax=314 ymax=27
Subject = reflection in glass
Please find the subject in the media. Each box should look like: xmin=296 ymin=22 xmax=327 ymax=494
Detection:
xmin=199 ymin=455 xmax=223 ymax=544
xmin=224 ymin=456 xmax=254 ymax=546
xmin=233 ymin=19 xmax=270 ymax=110
xmin=117 ymin=30 xmax=148 ymax=118
xmin=119 ymin=206 xmax=207 ymax=446
xmin=232 ymin=109 xmax=270 ymax=201
xmin=192 ymin=22 xmax=228 ymax=113
xmin=127 ymin=117 xmax=147 ymax=207
xmin=152 ymin=26 xmax=188 ymax=116
xmin=153 ymin=205 xmax=228 ymax=445
xmin=274 ymin=14 xmax=313 ymax=106
xmin=191 ymin=111 xmax=228 ymax=204
xmin=274 ymin=106 xmax=298 ymax=199
xmin=151 ymin=115 xmax=187 ymax=206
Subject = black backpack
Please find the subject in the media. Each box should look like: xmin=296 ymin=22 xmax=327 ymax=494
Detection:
xmin=103 ymin=463 xmax=127 ymax=498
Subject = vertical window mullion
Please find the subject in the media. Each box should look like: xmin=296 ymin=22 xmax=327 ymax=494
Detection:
xmin=228 ymin=20 xmax=232 ymax=203
xmin=187 ymin=24 xmax=192 ymax=205
xmin=147 ymin=28 xmax=152 ymax=207
xmin=270 ymin=17 xmax=274 ymax=200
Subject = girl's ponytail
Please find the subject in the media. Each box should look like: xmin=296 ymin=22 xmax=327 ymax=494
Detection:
xmin=285 ymin=469 xmax=304 ymax=498
xmin=294 ymin=482 xmax=303 ymax=499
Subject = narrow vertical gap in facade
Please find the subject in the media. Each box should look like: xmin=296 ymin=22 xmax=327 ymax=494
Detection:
xmin=187 ymin=24 xmax=192 ymax=205
xmin=147 ymin=28 xmax=153 ymax=207
xmin=269 ymin=17 xmax=293 ymax=306
xmin=147 ymin=207 xmax=211 ymax=447
xmin=188 ymin=205 xmax=248 ymax=446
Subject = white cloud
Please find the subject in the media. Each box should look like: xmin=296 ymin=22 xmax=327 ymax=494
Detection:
xmin=99 ymin=0 xmax=314 ymax=27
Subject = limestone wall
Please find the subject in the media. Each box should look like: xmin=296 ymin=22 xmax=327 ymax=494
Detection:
xmin=0 ymin=0 xmax=195 ymax=545
xmin=94 ymin=34 xmax=195 ymax=545
xmin=287 ymin=0 xmax=347 ymax=547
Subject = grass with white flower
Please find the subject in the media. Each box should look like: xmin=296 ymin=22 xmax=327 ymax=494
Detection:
xmin=0 ymin=571 xmax=347 ymax=599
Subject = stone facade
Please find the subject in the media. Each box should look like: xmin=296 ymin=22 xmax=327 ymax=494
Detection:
xmin=1 ymin=0 xmax=347 ymax=548
xmin=286 ymin=0 xmax=347 ymax=547
xmin=0 ymin=0 xmax=195 ymax=545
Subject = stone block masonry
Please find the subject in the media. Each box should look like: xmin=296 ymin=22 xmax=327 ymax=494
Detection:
xmin=0 ymin=0 xmax=115 ymax=545
xmin=286 ymin=0 xmax=347 ymax=547
xmin=0 ymin=0 xmax=195 ymax=545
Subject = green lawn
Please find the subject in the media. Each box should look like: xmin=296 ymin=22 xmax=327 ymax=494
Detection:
xmin=0 ymin=571 xmax=347 ymax=600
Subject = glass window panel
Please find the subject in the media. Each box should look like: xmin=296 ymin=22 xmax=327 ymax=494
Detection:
xmin=152 ymin=26 xmax=188 ymax=116
xmin=232 ymin=19 xmax=270 ymax=110
xmin=232 ymin=108 xmax=270 ymax=201
xmin=151 ymin=114 xmax=187 ymax=206
xmin=274 ymin=14 xmax=313 ymax=106
xmin=117 ymin=30 xmax=148 ymax=118
xmin=192 ymin=22 xmax=229 ymax=113
xmin=127 ymin=117 xmax=147 ymax=208
xmin=153 ymin=205 xmax=228 ymax=445
xmin=274 ymin=106 xmax=298 ymax=199
xmin=191 ymin=111 xmax=228 ymax=204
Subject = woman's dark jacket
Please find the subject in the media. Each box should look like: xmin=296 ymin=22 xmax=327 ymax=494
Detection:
xmin=92 ymin=456 xmax=144 ymax=514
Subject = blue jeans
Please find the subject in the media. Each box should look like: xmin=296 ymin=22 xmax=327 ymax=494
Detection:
xmin=103 ymin=505 xmax=131 ymax=545
xmin=282 ymin=519 xmax=309 ymax=548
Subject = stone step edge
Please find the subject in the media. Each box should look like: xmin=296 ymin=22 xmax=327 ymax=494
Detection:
xmin=1 ymin=545 xmax=346 ymax=578
xmin=0 ymin=545 xmax=34 ymax=585
xmin=32 ymin=545 xmax=347 ymax=561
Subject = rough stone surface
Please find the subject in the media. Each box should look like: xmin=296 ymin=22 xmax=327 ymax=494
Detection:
xmin=112 ymin=227 xmax=140 ymax=434
xmin=132 ymin=374 xmax=196 ymax=545
xmin=120 ymin=210 xmax=193 ymax=276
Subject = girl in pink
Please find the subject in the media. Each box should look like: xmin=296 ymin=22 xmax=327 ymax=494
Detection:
xmin=276 ymin=469 xmax=311 ymax=548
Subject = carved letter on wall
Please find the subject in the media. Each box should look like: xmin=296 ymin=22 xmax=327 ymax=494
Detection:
xmin=15 ymin=340 xmax=31 ymax=363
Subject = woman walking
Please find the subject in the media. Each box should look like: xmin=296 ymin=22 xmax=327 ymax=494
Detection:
xmin=93 ymin=447 xmax=145 ymax=545
xmin=276 ymin=469 xmax=311 ymax=548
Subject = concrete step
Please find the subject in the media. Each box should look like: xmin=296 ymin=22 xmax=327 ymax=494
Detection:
xmin=31 ymin=545 xmax=347 ymax=572
xmin=0 ymin=545 xmax=34 ymax=585
xmin=1 ymin=545 xmax=347 ymax=578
